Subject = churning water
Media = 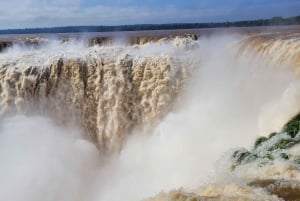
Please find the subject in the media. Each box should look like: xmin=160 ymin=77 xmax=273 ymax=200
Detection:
xmin=0 ymin=30 xmax=300 ymax=200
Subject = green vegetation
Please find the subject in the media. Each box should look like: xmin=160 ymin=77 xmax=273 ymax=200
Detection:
xmin=0 ymin=16 xmax=299 ymax=35
xmin=254 ymin=136 xmax=268 ymax=148
xmin=282 ymin=113 xmax=300 ymax=138
xmin=268 ymin=138 xmax=297 ymax=151
xmin=268 ymin=132 xmax=277 ymax=139
xmin=231 ymin=112 xmax=300 ymax=169
xmin=280 ymin=153 xmax=289 ymax=160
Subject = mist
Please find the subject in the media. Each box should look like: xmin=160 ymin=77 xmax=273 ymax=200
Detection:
xmin=0 ymin=115 xmax=100 ymax=201
xmin=0 ymin=34 xmax=299 ymax=201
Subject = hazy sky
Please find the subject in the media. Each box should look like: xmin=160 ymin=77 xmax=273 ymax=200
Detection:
xmin=0 ymin=0 xmax=299 ymax=29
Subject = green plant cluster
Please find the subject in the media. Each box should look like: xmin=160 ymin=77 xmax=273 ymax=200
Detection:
xmin=231 ymin=113 xmax=300 ymax=169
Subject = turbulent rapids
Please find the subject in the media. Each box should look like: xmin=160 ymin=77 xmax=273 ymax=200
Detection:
xmin=0 ymin=27 xmax=300 ymax=201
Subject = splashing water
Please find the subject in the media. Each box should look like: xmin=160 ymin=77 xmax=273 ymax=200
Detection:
xmin=0 ymin=31 xmax=300 ymax=201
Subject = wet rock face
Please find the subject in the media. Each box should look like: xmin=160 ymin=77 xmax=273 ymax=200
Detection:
xmin=249 ymin=179 xmax=300 ymax=201
xmin=146 ymin=184 xmax=282 ymax=201
xmin=145 ymin=190 xmax=215 ymax=201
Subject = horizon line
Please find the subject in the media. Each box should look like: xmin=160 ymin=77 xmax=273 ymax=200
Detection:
xmin=0 ymin=15 xmax=299 ymax=33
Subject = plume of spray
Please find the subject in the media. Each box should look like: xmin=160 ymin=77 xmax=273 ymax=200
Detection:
xmin=0 ymin=115 xmax=101 ymax=201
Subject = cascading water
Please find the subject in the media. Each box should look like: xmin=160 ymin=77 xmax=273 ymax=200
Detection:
xmin=0 ymin=29 xmax=300 ymax=201
xmin=0 ymin=38 xmax=194 ymax=151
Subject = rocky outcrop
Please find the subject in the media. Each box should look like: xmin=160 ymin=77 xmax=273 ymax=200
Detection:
xmin=146 ymin=184 xmax=281 ymax=201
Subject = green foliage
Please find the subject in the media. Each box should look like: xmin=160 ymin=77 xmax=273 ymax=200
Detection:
xmin=232 ymin=150 xmax=259 ymax=170
xmin=280 ymin=153 xmax=289 ymax=160
xmin=268 ymin=132 xmax=277 ymax=139
xmin=268 ymin=138 xmax=296 ymax=151
xmin=263 ymin=153 xmax=274 ymax=160
xmin=233 ymin=150 xmax=251 ymax=165
xmin=254 ymin=136 xmax=268 ymax=148
xmin=231 ymin=113 xmax=300 ymax=169
xmin=282 ymin=113 xmax=300 ymax=138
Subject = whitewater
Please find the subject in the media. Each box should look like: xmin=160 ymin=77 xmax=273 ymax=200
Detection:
xmin=0 ymin=28 xmax=300 ymax=201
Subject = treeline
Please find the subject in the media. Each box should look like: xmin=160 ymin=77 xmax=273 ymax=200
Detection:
xmin=1 ymin=15 xmax=299 ymax=35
